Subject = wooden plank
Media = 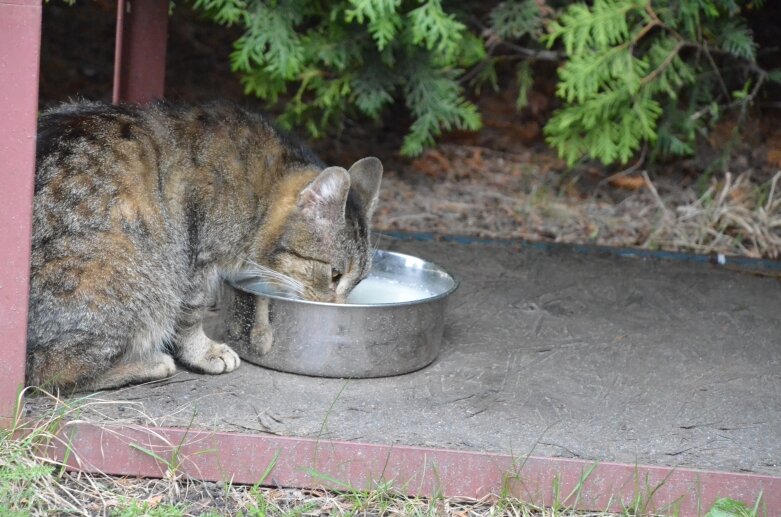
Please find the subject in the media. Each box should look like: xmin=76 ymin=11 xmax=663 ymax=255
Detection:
xmin=113 ymin=0 xmax=168 ymax=103
xmin=0 ymin=0 xmax=42 ymax=423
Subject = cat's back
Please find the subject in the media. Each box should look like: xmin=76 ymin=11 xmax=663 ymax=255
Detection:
xmin=37 ymin=101 xmax=146 ymax=169
xmin=34 ymin=101 xmax=256 ymax=230
xmin=36 ymin=100 xmax=319 ymax=196
xmin=34 ymin=102 xmax=171 ymax=249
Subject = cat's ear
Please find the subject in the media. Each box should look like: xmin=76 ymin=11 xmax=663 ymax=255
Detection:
xmin=298 ymin=167 xmax=351 ymax=221
xmin=347 ymin=157 xmax=383 ymax=221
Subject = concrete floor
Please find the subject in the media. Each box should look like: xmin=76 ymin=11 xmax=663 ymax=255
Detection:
xmin=28 ymin=238 xmax=781 ymax=476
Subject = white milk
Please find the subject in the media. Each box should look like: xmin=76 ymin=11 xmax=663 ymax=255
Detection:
xmin=347 ymin=276 xmax=433 ymax=304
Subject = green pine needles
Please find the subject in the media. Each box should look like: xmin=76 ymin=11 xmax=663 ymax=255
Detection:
xmin=193 ymin=0 xmax=482 ymax=156
xmin=192 ymin=0 xmax=775 ymax=165
xmin=544 ymin=0 xmax=773 ymax=166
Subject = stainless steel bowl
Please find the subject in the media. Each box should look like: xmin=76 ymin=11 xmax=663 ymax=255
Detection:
xmin=212 ymin=250 xmax=458 ymax=378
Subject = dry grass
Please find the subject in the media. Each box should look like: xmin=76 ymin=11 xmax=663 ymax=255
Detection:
xmin=0 ymin=390 xmax=683 ymax=516
xmin=0 ymin=387 xmax=99 ymax=515
xmin=642 ymin=171 xmax=781 ymax=258
xmin=34 ymin=477 xmax=634 ymax=516
xmin=376 ymin=145 xmax=781 ymax=259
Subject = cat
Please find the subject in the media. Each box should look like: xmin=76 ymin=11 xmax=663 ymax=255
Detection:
xmin=26 ymin=101 xmax=382 ymax=393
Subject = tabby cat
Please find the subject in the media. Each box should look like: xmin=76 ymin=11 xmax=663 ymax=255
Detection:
xmin=27 ymin=101 xmax=382 ymax=392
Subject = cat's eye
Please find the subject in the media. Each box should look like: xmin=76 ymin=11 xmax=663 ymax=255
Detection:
xmin=331 ymin=269 xmax=343 ymax=284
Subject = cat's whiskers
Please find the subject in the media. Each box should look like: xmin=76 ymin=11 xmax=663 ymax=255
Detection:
xmin=251 ymin=274 xmax=306 ymax=298
xmin=260 ymin=279 xmax=306 ymax=298
xmin=370 ymin=231 xmax=383 ymax=258
xmin=241 ymin=258 xmax=306 ymax=296
xmin=251 ymin=271 xmax=305 ymax=293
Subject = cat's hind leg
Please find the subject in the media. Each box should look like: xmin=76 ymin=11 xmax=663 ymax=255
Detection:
xmin=26 ymin=332 xmax=176 ymax=393
xmin=86 ymin=318 xmax=179 ymax=390
xmin=88 ymin=353 xmax=176 ymax=391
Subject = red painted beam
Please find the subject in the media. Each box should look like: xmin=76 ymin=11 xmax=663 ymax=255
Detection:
xmin=113 ymin=0 xmax=168 ymax=103
xmin=53 ymin=423 xmax=781 ymax=515
xmin=0 ymin=0 xmax=42 ymax=423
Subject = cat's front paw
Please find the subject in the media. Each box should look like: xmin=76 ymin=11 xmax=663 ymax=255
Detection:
xmin=200 ymin=342 xmax=241 ymax=374
xmin=180 ymin=331 xmax=241 ymax=374
xmin=251 ymin=325 xmax=273 ymax=355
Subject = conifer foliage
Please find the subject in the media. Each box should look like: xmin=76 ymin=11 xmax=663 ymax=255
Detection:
xmin=544 ymin=0 xmax=773 ymax=165
xmin=192 ymin=0 xmax=776 ymax=165
xmin=193 ymin=0 xmax=482 ymax=156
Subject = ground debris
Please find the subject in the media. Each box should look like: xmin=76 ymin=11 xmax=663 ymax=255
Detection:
xmin=42 ymin=472 xmax=633 ymax=516
xmin=376 ymin=144 xmax=781 ymax=259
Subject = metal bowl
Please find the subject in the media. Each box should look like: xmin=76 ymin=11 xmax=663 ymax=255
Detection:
xmin=211 ymin=250 xmax=458 ymax=378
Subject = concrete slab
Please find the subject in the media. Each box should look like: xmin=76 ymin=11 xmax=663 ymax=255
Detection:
xmin=27 ymin=238 xmax=781 ymax=476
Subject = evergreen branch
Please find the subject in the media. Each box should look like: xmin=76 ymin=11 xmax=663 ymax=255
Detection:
xmin=459 ymin=58 xmax=496 ymax=87
xmin=466 ymin=12 xmax=560 ymax=77
xmin=640 ymin=40 xmax=684 ymax=86
xmin=490 ymin=0 xmax=542 ymax=40
xmin=643 ymin=2 xmax=660 ymax=25
xmin=686 ymin=42 xmax=766 ymax=100
xmin=737 ymin=66 xmax=767 ymax=123
xmin=699 ymin=43 xmax=732 ymax=101
xmin=635 ymin=20 xmax=659 ymax=43
xmin=495 ymin=40 xmax=561 ymax=62
xmin=684 ymin=60 xmax=766 ymax=126
xmin=643 ymin=3 xmax=686 ymax=43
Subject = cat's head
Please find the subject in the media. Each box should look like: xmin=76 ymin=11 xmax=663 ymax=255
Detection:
xmin=253 ymin=157 xmax=383 ymax=303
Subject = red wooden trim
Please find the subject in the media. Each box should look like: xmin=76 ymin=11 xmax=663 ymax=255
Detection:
xmin=112 ymin=0 xmax=126 ymax=103
xmin=53 ymin=423 xmax=780 ymax=515
xmin=0 ymin=0 xmax=41 ymax=423
xmin=113 ymin=0 xmax=168 ymax=104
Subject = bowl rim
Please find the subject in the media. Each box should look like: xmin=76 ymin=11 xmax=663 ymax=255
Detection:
xmin=229 ymin=249 xmax=459 ymax=308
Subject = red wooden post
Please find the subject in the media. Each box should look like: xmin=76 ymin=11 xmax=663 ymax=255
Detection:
xmin=113 ymin=0 xmax=169 ymax=104
xmin=0 ymin=0 xmax=43 ymax=423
